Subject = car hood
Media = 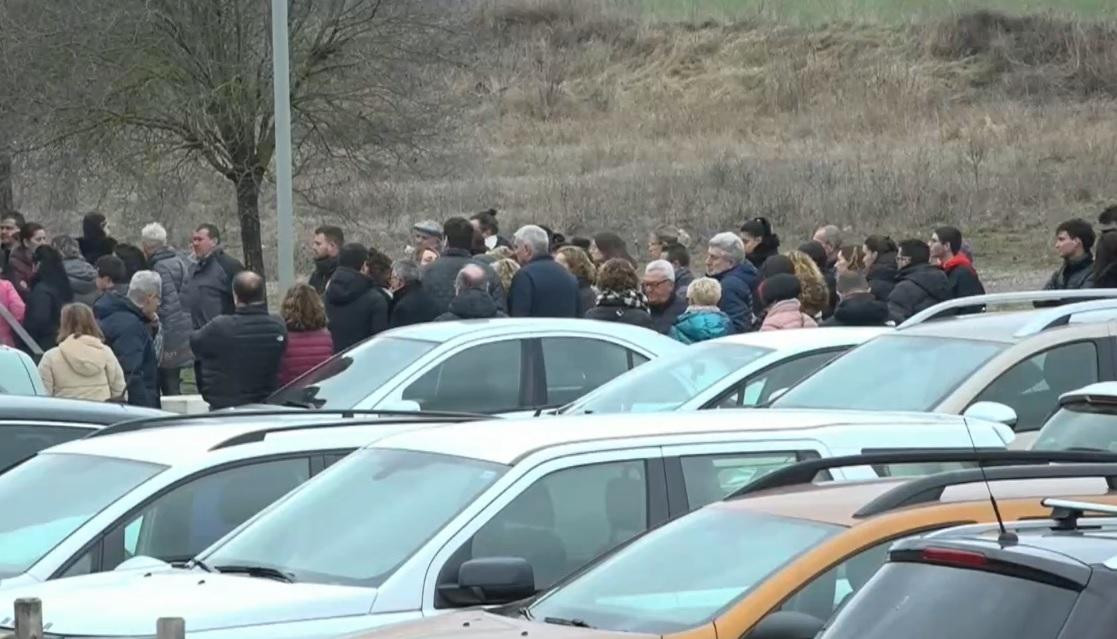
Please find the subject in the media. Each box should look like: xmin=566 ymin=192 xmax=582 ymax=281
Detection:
xmin=0 ymin=569 xmax=375 ymax=636
xmin=352 ymin=610 xmax=652 ymax=639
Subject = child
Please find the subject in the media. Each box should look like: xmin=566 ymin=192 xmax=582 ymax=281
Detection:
xmin=669 ymin=278 xmax=733 ymax=344
xmin=759 ymin=273 xmax=818 ymax=331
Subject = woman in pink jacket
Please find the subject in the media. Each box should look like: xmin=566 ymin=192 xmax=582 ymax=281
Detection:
xmin=0 ymin=277 xmax=26 ymax=347
xmin=277 ymin=283 xmax=334 ymax=387
xmin=759 ymin=273 xmax=818 ymax=332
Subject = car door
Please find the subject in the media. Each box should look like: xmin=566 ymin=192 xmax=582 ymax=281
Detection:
xmin=388 ymin=338 xmax=533 ymax=414
xmin=703 ymin=348 xmax=851 ymax=409
xmin=535 ymin=336 xmax=649 ymax=410
xmin=0 ymin=422 xmax=97 ymax=471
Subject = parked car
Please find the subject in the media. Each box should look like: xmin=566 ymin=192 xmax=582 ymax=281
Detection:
xmin=818 ymin=499 xmax=1117 ymax=639
xmin=268 ymin=319 xmax=683 ymax=416
xmin=360 ymin=451 xmax=1117 ymax=639
xmin=773 ymin=292 xmax=1117 ymax=447
xmin=0 ymin=409 xmax=1013 ymax=639
xmin=558 ymin=327 xmax=887 ymax=415
xmin=0 ymin=396 xmax=167 ymax=470
xmin=1032 ymin=382 xmax=1117 ymax=452
xmin=0 ymin=409 xmax=478 ymax=590
xmin=0 ymin=346 xmax=45 ymax=397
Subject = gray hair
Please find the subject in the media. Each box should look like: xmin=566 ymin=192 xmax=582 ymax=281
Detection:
xmin=141 ymin=222 xmax=168 ymax=249
xmin=644 ymin=259 xmax=675 ymax=282
xmin=454 ymin=263 xmax=487 ymax=295
xmin=391 ymin=259 xmax=421 ymax=284
xmin=127 ymin=270 xmax=162 ymax=306
xmin=816 ymin=224 xmax=842 ymax=250
xmin=708 ymin=232 xmax=745 ymax=264
xmin=513 ymin=225 xmax=550 ymax=258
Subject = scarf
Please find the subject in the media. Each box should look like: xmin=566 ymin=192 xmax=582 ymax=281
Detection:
xmin=596 ymin=288 xmax=649 ymax=311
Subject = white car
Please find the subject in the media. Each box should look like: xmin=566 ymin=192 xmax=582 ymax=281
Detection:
xmin=0 ymin=409 xmax=1013 ymax=638
xmin=1031 ymin=381 xmax=1117 ymax=452
xmin=559 ymin=327 xmax=889 ymax=414
xmin=0 ymin=410 xmax=472 ymax=590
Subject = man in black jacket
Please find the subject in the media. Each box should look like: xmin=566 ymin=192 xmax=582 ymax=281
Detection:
xmin=643 ymin=260 xmax=687 ymax=334
xmin=888 ymin=239 xmax=951 ymax=324
xmin=931 ymin=225 xmax=985 ymax=301
xmin=190 ymin=271 xmax=287 ymax=410
xmin=389 ymin=259 xmax=440 ymax=328
xmin=824 ymin=271 xmax=891 ymax=327
xmin=436 ymin=264 xmax=507 ymax=321
xmin=324 ymin=243 xmax=391 ymax=353
xmin=181 ymin=224 xmax=244 ymax=330
xmin=308 ymin=225 xmax=343 ymax=295
xmin=421 ymin=217 xmax=505 ymax=314
xmin=508 ymin=224 xmax=580 ymax=318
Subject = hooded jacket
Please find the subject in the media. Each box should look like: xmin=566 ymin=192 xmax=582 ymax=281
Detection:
xmin=191 ymin=303 xmax=287 ymax=409
xmin=887 ymin=262 xmax=951 ymax=324
xmin=1044 ymin=252 xmax=1094 ymax=291
xmin=38 ymin=334 xmax=126 ymax=401
xmin=148 ymin=247 xmax=195 ymax=368
xmin=277 ymin=328 xmax=333 ymax=388
xmin=308 ymin=255 xmax=338 ymax=296
xmin=63 ymin=258 xmax=99 ymax=306
xmin=823 ymin=292 xmax=891 ymax=327
xmin=435 ymin=287 xmax=507 ymax=321
xmin=760 ymin=299 xmax=818 ymax=331
xmin=712 ymin=262 xmax=758 ymax=333
xmin=942 ymin=253 xmax=985 ymax=300
xmin=180 ymin=247 xmax=244 ymax=330
xmin=95 ymin=292 xmax=159 ymax=408
xmin=867 ymin=252 xmax=899 ymax=303
xmin=390 ymin=282 xmax=440 ymax=328
xmin=670 ymin=308 xmax=733 ymax=344
xmin=0 ymin=279 xmax=26 ymax=348
xmin=421 ymin=248 xmax=507 ymax=314
xmin=324 ymin=267 xmax=390 ymax=353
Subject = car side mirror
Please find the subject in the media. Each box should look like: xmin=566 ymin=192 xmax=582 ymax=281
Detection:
xmin=743 ymin=611 xmax=825 ymax=639
xmin=963 ymin=401 xmax=1018 ymax=428
xmin=439 ymin=557 xmax=536 ymax=607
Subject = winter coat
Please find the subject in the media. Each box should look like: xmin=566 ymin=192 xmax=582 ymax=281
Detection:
xmin=576 ymin=280 xmax=597 ymax=318
xmin=942 ymin=253 xmax=985 ymax=305
xmin=64 ymin=258 xmax=99 ymax=306
xmin=436 ymin=287 xmax=508 ymax=321
xmin=277 ymin=328 xmax=333 ymax=388
xmin=712 ymin=262 xmax=758 ymax=333
xmin=94 ymin=292 xmax=159 ymax=408
xmin=190 ymin=304 xmax=287 ymax=409
xmin=148 ymin=247 xmax=195 ymax=368
xmin=673 ymin=267 xmax=695 ymax=298
xmin=324 ymin=267 xmax=390 ymax=353
xmin=0 ymin=279 xmax=25 ymax=348
xmin=823 ymin=293 xmax=891 ymax=327
xmin=78 ymin=235 xmax=117 ymax=265
xmin=584 ymin=290 xmax=656 ymax=330
xmin=649 ymin=290 xmax=688 ymax=335
xmin=508 ymin=255 xmax=580 ymax=318
xmin=867 ymin=253 xmax=899 ymax=303
xmin=670 ymin=308 xmax=733 ymax=344
xmin=25 ymin=277 xmax=72 ymax=352
xmin=180 ymin=248 xmax=244 ymax=330
xmin=308 ymin=256 xmax=338 ymax=296
xmin=747 ymin=244 xmax=780 ymax=271
xmin=421 ymin=248 xmax=506 ymax=314
xmin=389 ymin=282 xmax=440 ymax=328
xmin=4 ymin=246 xmax=34 ymax=300
xmin=887 ymin=262 xmax=951 ymax=324
xmin=38 ymin=334 xmax=126 ymax=401
xmin=822 ymin=265 xmax=839 ymax=319
xmin=760 ymin=299 xmax=818 ymax=331
xmin=1044 ymin=253 xmax=1094 ymax=291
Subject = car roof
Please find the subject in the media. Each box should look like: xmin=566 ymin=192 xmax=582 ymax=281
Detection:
xmin=720 ymin=478 xmax=908 ymax=526
xmin=715 ymin=326 xmax=890 ymax=351
xmin=0 ymin=396 xmax=168 ymax=425
xmin=892 ymin=311 xmax=1042 ymax=343
xmin=370 ymin=409 xmax=981 ymax=465
xmin=1060 ymin=382 xmax=1117 ymax=406
xmin=372 ymin=318 xmax=682 ymax=350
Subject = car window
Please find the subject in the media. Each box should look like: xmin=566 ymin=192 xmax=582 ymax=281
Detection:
xmin=457 ymin=460 xmax=648 ymax=592
xmin=973 ymin=341 xmax=1098 ymax=432
xmin=715 ymin=350 xmax=847 ymax=408
xmin=0 ymin=424 xmax=94 ymax=470
xmin=679 ymin=452 xmax=805 ymax=508
xmin=543 ymin=338 xmax=634 ymax=406
xmin=1033 ymin=402 xmax=1117 ymax=452
xmin=0 ymin=353 xmax=39 ymax=395
xmin=402 ymin=340 xmax=524 ymax=413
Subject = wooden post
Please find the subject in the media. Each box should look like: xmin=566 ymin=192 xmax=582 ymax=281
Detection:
xmin=156 ymin=617 xmax=185 ymax=639
xmin=13 ymin=598 xmax=42 ymax=639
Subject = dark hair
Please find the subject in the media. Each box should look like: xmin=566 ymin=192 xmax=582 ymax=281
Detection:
xmin=760 ymin=254 xmax=795 ymax=279
xmin=933 ymin=225 xmax=963 ymax=254
xmin=898 ymin=239 xmax=930 ymax=265
xmin=797 ymin=240 xmax=828 ymax=273
xmin=1057 ymin=218 xmax=1096 ymax=252
xmin=1094 ymin=231 xmax=1117 ymax=281
xmin=570 ymin=236 xmax=592 ymax=251
xmin=864 ymin=235 xmax=897 ymax=255
xmin=664 ymin=242 xmax=690 ymax=268
xmin=32 ymin=245 xmax=74 ymax=301
xmin=2 ymin=210 xmax=25 ymax=226
xmin=760 ymin=273 xmax=801 ymax=306
xmin=836 ymin=270 xmax=871 ymax=295
xmin=114 ymin=243 xmax=147 ymax=278
xmin=95 ymin=255 xmax=128 ymax=284
xmin=443 ymin=217 xmax=474 ymax=251
xmin=195 ymin=223 xmax=221 ymax=243
xmin=593 ymin=232 xmax=634 ymax=266
xmin=338 ymin=242 xmax=369 ymax=270
xmin=314 ymin=225 xmax=344 ymax=248
xmin=233 ymin=271 xmax=266 ymax=305
xmin=741 ymin=217 xmax=781 ymax=256
xmin=470 ymin=227 xmax=487 ymax=255
xmin=1099 ymin=205 xmax=1117 ymax=227
xmin=471 ymin=209 xmax=499 ymax=235
xmin=19 ymin=222 xmax=43 ymax=244
xmin=596 ymin=258 xmax=639 ymax=292
xmin=365 ymin=247 xmax=392 ymax=288
xmin=82 ymin=212 xmax=108 ymax=241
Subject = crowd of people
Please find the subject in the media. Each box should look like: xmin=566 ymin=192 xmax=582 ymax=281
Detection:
xmin=1 ymin=204 xmax=1115 ymax=410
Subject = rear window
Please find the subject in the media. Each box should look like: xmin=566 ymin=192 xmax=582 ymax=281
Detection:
xmin=1033 ymin=402 xmax=1117 ymax=452
xmin=819 ymin=562 xmax=1077 ymax=639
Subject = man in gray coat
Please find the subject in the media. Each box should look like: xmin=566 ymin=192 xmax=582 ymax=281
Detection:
xmin=421 ymin=217 xmax=505 ymax=314
xmin=180 ymin=223 xmax=243 ymax=396
xmin=141 ymin=222 xmax=197 ymax=396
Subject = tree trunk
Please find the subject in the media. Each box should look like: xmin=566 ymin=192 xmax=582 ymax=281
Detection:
xmin=0 ymin=150 xmax=13 ymax=213
xmin=233 ymin=168 xmax=266 ymax=279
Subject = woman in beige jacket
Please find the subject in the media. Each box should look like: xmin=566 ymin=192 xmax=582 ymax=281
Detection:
xmin=38 ymin=303 xmax=125 ymax=401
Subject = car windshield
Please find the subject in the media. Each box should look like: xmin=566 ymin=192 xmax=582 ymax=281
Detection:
xmin=528 ymin=506 xmax=840 ymax=634
xmin=562 ymin=343 xmax=771 ymax=414
xmin=1032 ymin=402 xmax=1117 ymax=452
xmin=0 ymin=453 xmax=165 ymax=578
xmin=268 ymin=336 xmax=438 ymax=409
xmin=204 ymin=448 xmax=505 ymax=586
xmin=773 ymin=335 xmax=1005 ymax=412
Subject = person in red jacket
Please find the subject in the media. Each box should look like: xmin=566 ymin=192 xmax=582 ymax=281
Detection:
xmin=277 ymin=283 xmax=334 ymax=387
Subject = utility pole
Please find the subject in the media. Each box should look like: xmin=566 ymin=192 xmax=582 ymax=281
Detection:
xmin=271 ymin=0 xmax=295 ymax=292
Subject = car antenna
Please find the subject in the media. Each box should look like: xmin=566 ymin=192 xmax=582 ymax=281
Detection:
xmin=963 ymin=417 xmax=1017 ymax=545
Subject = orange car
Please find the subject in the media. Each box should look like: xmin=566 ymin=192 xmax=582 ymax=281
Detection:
xmin=365 ymin=451 xmax=1117 ymax=639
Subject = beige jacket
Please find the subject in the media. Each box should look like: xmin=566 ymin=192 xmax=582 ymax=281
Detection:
xmin=38 ymin=335 xmax=126 ymax=402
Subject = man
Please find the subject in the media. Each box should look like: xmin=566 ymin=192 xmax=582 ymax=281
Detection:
xmin=665 ymin=243 xmax=694 ymax=296
xmin=930 ymin=225 xmax=985 ymax=302
xmin=411 ymin=220 xmax=443 ymax=257
xmin=0 ymin=210 xmax=24 ymax=273
xmin=422 ymin=217 xmax=506 ymax=313
xmin=436 ymin=264 xmax=507 ymax=321
xmin=643 ymin=260 xmax=687 ymax=335
xmin=140 ymin=222 xmax=195 ymax=396
xmin=812 ymin=225 xmax=842 ymax=267
xmin=95 ymin=254 xmax=129 ymax=299
xmin=190 ymin=271 xmax=287 ymax=410
xmin=705 ymin=232 xmax=757 ymax=333
xmin=389 ymin=259 xmax=440 ymax=328
xmin=308 ymin=225 xmax=344 ymax=295
xmin=324 ymin=243 xmax=390 ymax=353
xmin=6 ymin=222 xmax=47 ymax=299
xmin=181 ymin=224 xmax=244 ymax=330
xmin=508 ymin=225 xmax=579 ymax=318
xmin=1042 ymin=218 xmax=1095 ymax=292
xmin=823 ymin=271 xmax=890 ymax=327
xmin=887 ymin=239 xmax=951 ymax=324
xmin=1098 ymin=205 xmax=1117 ymax=234
xmin=95 ymin=271 xmax=161 ymax=408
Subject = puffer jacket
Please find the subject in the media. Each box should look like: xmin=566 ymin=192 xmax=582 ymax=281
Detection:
xmin=25 ymin=278 xmax=72 ymax=352
xmin=390 ymin=282 xmax=440 ymax=328
xmin=324 ymin=267 xmax=390 ymax=353
xmin=712 ymin=262 xmax=758 ymax=333
xmin=64 ymin=258 xmax=99 ymax=306
xmin=1044 ymin=253 xmax=1094 ymax=291
xmin=95 ymin=292 xmax=159 ymax=408
xmin=867 ymin=253 xmax=898 ymax=302
xmin=760 ymin=299 xmax=818 ymax=331
xmin=421 ymin=248 xmax=506 ymax=314
xmin=4 ymin=245 xmax=34 ymax=300
xmin=38 ymin=334 xmax=126 ymax=401
xmin=180 ymin=247 xmax=244 ymax=329
xmin=0 ymin=279 xmax=26 ymax=347
xmin=887 ymin=262 xmax=951 ymax=324
xmin=190 ymin=304 xmax=288 ymax=409
xmin=823 ymin=293 xmax=891 ymax=327
xmin=670 ymin=308 xmax=734 ymax=344
xmin=148 ymin=247 xmax=195 ymax=368
xmin=277 ymin=328 xmax=333 ymax=387
xmin=436 ymin=287 xmax=507 ymax=321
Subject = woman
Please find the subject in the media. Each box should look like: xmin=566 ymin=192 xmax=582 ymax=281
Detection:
xmin=277 ymin=284 xmax=334 ymax=387
xmin=25 ymin=245 xmax=75 ymax=352
xmin=863 ymin=235 xmax=899 ymax=302
xmin=584 ymin=258 xmax=655 ymax=329
xmin=470 ymin=209 xmax=511 ymax=251
xmin=6 ymin=222 xmax=46 ymax=298
xmin=114 ymin=243 xmax=148 ymax=279
xmin=759 ymin=274 xmax=818 ymax=331
xmin=590 ymin=232 xmax=635 ymax=267
xmin=670 ymin=277 xmax=733 ymax=344
xmin=0 ymin=276 xmax=25 ymax=347
xmin=740 ymin=217 xmax=781 ymax=270
xmin=53 ymin=235 xmax=99 ymax=305
xmin=786 ymin=250 xmax=829 ymax=319
xmin=555 ymin=245 xmax=598 ymax=316
xmin=836 ymin=245 xmax=866 ymax=275
xmin=798 ymin=240 xmax=837 ymax=316
xmin=647 ymin=228 xmax=690 ymax=261
xmin=485 ymin=246 xmax=516 ymax=262
xmin=79 ymin=212 xmax=118 ymax=265
xmin=37 ymin=303 xmax=125 ymax=401
xmin=491 ymin=259 xmax=520 ymax=305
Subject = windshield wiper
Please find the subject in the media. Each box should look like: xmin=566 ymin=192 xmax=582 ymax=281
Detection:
xmin=214 ymin=564 xmax=296 ymax=583
xmin=544 ymin=617 xmax=593 ymax=628
xmin=186 ymin=558 xmax=213 ymax=572
xmin=280 ymin=398 xmax=325 ymax=409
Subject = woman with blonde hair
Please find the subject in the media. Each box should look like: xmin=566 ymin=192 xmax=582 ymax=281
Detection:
xmin=277 ymin=284 xmax=334 ymax=387
xmin=647 ymin=227 xmax=691 ymax=261
xmin=836 ymin=244 xmax=866 ymax=275
xmin=491 ymin=259 xmax=521 ymax=306
xmin=669 ymin=278 xmax=732 ymax=344
xmin=38 ymin=303 xmax=125 ymax=401
xmin=787 ymin=250 xmax=830 ymax=319
xmin=555 ymin=245 xmax=598 ymax=315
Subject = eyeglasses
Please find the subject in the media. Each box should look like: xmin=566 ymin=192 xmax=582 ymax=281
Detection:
xmin=642 ymin=279 xmax=671 ymax=288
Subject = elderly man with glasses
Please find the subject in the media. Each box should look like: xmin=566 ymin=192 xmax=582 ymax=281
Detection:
xmin=642 ymin=260 xmax=687 ymax=335
xmin=705 ymin=232 xmax=758 ymax=333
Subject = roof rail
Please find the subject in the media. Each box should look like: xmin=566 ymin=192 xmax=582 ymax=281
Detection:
xmin=88 ymin=408 xmax=489 ymax=439
xmin=1043 ymin=498 xmax=1117 ymax=530
xmin=208 ymin=416 xmax=466 ymax=451
xmin=1011 ymin=298 xmax=1117 ymax=338
xmin=899 ymin=289 xmax=1117 ymax=329
xmin=728 ymin=450 xmax=1117 ymax=499
xmin=854 ymin=463 xmax=1117 ymax=518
